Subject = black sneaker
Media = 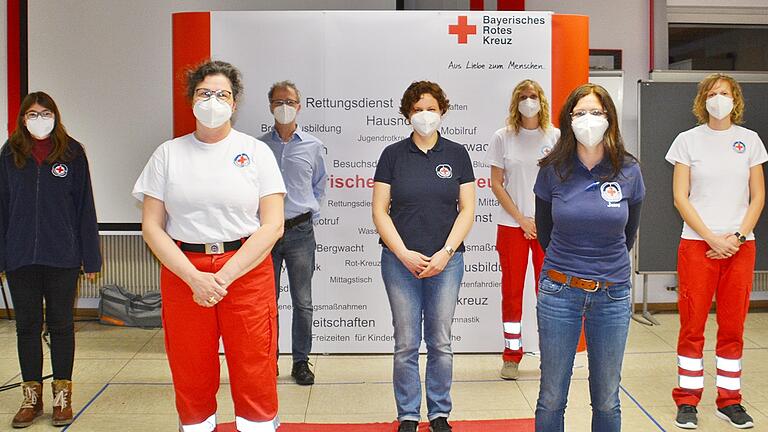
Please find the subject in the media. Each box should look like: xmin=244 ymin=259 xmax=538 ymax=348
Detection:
xmin=716 ymin=404 xmax=754 ymax=429
xmin=674 ymin=405 xmax=698 ymax=429
xmin=291 ymin=360 xmax=315 ymax=385
xmin=429 ymin=416 xmax=452 ymax=432
xmin=397 ymin=420 xmax=418 ymax=432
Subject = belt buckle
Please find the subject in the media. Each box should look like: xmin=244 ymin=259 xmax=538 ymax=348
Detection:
xmin=584 ymin=280 xmax=600 ymax=293
xmin=204 ymin=242 xmax=225 ymax=255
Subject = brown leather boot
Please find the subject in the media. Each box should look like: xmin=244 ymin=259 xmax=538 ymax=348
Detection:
xmin=11 ymin=381 xmax=43 ymax=428
xmin=51 ymin=379 xmax=73 ymax=426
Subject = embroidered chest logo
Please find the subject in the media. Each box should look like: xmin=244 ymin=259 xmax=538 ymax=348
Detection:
xmin=233 ymin=153 xmax=251 ymax=167
xmin=436 ymin=164 xmax=453 ymax=179
xmin=600 ymin=182 xmax=622 ymax=208
xmin=51 ymin=163 xmax=68 ymax=178
xmin=732 ymin=141 xmax=746 ymax=154
xmin=540 ymin=145 xmax=552 ymax=156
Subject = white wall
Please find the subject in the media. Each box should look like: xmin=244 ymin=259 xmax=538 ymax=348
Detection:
xmin=27 ymin=0 xmax=394 ymax=224
xmin=1 ymin=0 xmax=7 ymax=143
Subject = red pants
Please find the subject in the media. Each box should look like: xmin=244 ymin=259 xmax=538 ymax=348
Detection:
xmin=496 ymin=225 xmax=544 ymax=363
xmin=161 ymin=251 xmax=278 ymax=431
xmin=673 ymin=239 xmax=754 ymax=409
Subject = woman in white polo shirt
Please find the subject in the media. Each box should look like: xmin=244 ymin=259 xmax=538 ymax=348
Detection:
xmin=666 ymin=73 xmax=766 ymax=430
xmin=133 ymin=61 xmax=286 ymax=432
xmin=485 ymin=79 xmax=559 ymax=380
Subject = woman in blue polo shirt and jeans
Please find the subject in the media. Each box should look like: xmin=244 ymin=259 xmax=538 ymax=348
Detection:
xmin=533 ymin=83 xmax=645 ymax=432
xmin=372 ymin=80 xmax=475 ymax=432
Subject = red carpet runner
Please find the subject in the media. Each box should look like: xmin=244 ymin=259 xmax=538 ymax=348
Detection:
xmin=219 ymin=419 xmax=535 ymax=431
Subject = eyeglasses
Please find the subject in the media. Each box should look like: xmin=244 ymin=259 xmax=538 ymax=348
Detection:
xmin=571 ymin=109 xmax=607 ymax=118
xmin=194 ymin=88 xmax=233 ymax=102
xmin=270 ymin=99 xmax=299 ymax=107
xmin=25 ymin=111 xmax=54 ymax=121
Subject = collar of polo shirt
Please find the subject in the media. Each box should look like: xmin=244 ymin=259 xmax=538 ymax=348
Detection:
xmin=408 ymin=133 xmax=446 ymax=153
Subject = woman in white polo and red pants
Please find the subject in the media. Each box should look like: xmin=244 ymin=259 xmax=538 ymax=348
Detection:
xmin=133 ymin=60 xmax=286 ymax=432
xmin=485 ymin=79 xmax=559 ymax=380
xmin=667 ymin=73 xmax=766 ymax=430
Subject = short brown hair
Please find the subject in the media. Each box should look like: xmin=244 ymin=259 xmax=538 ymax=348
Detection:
xmin=507 ymin=79 xmax=551 ymax=133
xmin=399 ymin=81 xmax=450 ymax=118
xmin=692 ymin=73 xmax=745 ymax=125
xmin=186 ymin=60 xmax=243 ymax=102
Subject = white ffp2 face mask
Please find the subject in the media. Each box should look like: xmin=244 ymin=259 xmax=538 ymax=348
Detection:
xmin=518 ymin=98 xmax=541 ymax=118
xmin=26 ymin=117 xmax=55 ymax=139
xmin=193 ymin=97 xmax=233 ymax=129
xmin=572 ymin=114 xmax=609 ymax=148
xmin=410 ymin=111 xmax=442 ymax=137
xmin=273 ymin=105 xmax=297 ymax=125
xmin=706 ymin=94 xmax=734 ymax=121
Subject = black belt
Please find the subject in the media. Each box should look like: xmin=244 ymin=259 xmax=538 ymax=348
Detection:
xmin=285 ymin=212 xmax=312 ymax=230
xmin=176 ymin=238 xmax=246 ymax=254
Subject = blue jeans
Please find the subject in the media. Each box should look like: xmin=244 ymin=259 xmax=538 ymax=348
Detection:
xmin=535 ymin=275 xmax=631 ymax=432
xmin=272 ymin=218 xmax=316 ymax=363
xmin=381 ymin=248 xmax=464 ymax=422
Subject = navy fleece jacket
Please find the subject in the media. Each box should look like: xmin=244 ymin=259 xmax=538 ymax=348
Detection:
xmin=0 ymin=139 xmax=102 ymax=273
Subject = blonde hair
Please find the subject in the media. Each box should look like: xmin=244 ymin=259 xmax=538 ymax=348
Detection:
xmin=506 ymin=79 xmax=551 ymax=133
xmin=692 ymin=73 xmax=745 ymax=125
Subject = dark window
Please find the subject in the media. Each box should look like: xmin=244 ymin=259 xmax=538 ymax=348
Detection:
xmin=668 ymin=24 xmax=768 ymax=71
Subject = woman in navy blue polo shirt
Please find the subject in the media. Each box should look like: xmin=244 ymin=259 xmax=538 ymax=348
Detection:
xmin=532 ymin=83 xmax=644 ymax=432
xmin=1 ymin=91 xmax=101 ymax=428
xmin=372 ymin=81 xmax=476 ymax=432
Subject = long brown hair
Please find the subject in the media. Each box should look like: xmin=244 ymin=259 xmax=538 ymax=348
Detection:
xmin=506 ymin=79 xmax=551 ymax=133
xmin=539 ymin=83 xmax=636 ymax=181
xmin=8 ymin=92 xmax=72 ymax=168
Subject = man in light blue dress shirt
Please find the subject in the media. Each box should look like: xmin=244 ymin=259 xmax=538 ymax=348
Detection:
xmin=260 ymin=81 xmax=327 ymax=386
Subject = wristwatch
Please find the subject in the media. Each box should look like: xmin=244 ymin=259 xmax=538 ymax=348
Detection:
xmin=734 ymin=231 xmax=747 ymax=244
xmin=444 ymin=245 xmax=455 ymax=256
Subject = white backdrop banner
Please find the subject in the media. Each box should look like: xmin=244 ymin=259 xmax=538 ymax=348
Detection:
xmin=209 ymin=11 xmax=552 ymax=353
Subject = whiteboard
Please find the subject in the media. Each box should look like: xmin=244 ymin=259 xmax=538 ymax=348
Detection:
xmin=590 ymin=71 xmax=624 ymax=132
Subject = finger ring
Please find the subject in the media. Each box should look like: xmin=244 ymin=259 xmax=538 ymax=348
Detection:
xmin=207 ymin=296 xmax=216 ymax=304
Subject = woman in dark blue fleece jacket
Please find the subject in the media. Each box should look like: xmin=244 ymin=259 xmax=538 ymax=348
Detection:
xmin=0 ymin=91 xmax=101 ymax=428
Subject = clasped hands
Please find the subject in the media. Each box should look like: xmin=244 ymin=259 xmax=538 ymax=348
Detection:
xmin=398 ymin=249 xmax=451 ymax=279
xmin=705 ymin=233 xmax=741 ymax=260
xmin=185 ymin=270 xmax=232 ymax=307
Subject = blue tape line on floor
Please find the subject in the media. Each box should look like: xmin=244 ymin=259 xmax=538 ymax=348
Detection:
xmin=620 ymin=384 xmax=667 ymax=432
xmin=62 ymin=382 xmax=110 ymax=432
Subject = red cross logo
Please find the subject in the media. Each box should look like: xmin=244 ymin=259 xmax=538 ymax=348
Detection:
xmin=733 ymin=141 xmax=746 ymax=154
xmin=51 ymin=163 xmax=68 ymax=177
xmin=449 ymin=16 xmax=476 ymax=44
xmin=233 ymin=153 xmax=251 ymax=167
xmin=436 ymin=164 xmax=453 ymax=179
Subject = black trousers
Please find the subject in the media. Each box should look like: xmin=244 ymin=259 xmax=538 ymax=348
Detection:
xmin=6 ymin=265 xmax=80 ymax=382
